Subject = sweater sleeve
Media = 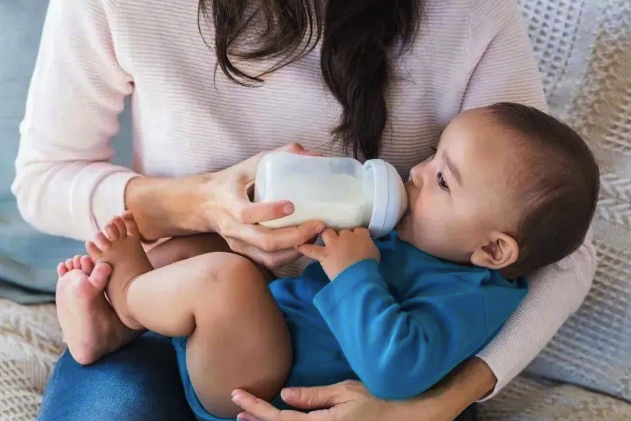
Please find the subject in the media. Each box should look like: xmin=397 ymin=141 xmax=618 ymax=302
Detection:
xmin=461 ymin=0 xmax=597 ymax=398
xmin=11 ymin=0 xmax=138 ymax=240
xmin=476 ymin=237 xmax=596 ymax=399
xmin=313 ymin=259 xmax=494 ymax=400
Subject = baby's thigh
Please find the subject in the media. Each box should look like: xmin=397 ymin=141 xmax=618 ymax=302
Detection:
xmin=185 ymin=253 xmax=292 ymax=419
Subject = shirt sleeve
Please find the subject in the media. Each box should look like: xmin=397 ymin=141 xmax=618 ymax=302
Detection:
xmin=476 ymin=236 xmax=596 ymax=400
xmin=460 ymin=0 xmax=597 ymax=398
xmin=313 ymin=259 xmax=493 ymax=400
xmin=11 ymin=0 xmax=138 ymax=240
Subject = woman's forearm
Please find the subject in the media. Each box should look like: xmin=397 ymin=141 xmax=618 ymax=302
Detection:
xmin=475 ymin=239 xmax=595 ymax=396
xmin=125 ymin=175 xmax=212 ymax=241
xmin=395 ymin=358 xmax=496 ymax=421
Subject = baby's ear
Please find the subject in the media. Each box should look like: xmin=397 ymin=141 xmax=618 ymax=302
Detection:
xmin=470 ymin=232 xmax=519 ymax=271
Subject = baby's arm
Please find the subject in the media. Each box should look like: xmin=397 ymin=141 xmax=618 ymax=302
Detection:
xmin=298 ymin=228 xmax=524 ymax=400
xmin=313 ymin=260 xmax=491 ymax=399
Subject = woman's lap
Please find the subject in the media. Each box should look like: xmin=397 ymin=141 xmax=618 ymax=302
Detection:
xmin=38 ymin=331 xmax=478 ymax=421
xmin=38 ymin=332 xmax=196 ymax=421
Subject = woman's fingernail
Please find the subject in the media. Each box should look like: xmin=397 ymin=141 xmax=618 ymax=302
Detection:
xmin=316 ymin=224 xmax=325 ymax=233
xmin=284 ymin=204 xmax=295 ymax=215
xmin=280 ymin=389 xmax=296 ymax=400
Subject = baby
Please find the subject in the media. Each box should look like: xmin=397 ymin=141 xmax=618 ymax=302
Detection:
xmin=57 ymin=102 xmax=599 ymax=420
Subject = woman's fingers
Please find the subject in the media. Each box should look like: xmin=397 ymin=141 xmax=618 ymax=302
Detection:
xmin=236 ymin=143 xmax=310 ymax=180
xmin=232 ymin=390 xmax=311 ymax=421
xmin=229 ymin=222 xmax=325 ymax=252
xmin=236 ymin=412 xmax=264 ymax=421
xmin=279 ymin=143 xmax=305 ymax=153
xmin=227 ymin=238 xmax=303 ymax=269
xmin=233 ymin=200 xmax=295 ymax=225
xmin=280 ymin=382 xmax=361 ymax=409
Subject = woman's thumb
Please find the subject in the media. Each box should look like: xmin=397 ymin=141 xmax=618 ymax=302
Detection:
xmin=280 ymin=385 xmax=342 ymax=409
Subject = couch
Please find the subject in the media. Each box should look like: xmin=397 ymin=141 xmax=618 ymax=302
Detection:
xmin=1 ymin=0 xmax=630 ymax=420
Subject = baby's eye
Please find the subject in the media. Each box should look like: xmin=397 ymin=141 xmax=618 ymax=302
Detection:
xmin=437 ymin=171 xmax=450 ymax=192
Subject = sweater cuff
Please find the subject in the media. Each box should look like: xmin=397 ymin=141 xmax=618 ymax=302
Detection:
xmin=313 ymin=259 xmax=381 ymax=317
xmin=473 ymin=352 xmax=504 ymax=402
xmin=91 ymin=170 xmax=140 ymax=232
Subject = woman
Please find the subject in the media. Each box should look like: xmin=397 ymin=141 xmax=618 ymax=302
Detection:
xmin=14 ymin=0 xmax=596 ymax=420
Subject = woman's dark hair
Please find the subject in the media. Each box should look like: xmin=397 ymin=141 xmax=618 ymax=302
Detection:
xmin=488 ymin=103 xmax=600 ymax=278
xmin=198 ymin=0 xmax=423 ymax=159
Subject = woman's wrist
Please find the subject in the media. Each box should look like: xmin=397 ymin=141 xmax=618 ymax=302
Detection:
xmin=124 ymin=175 xmax=212 ymax=240
xmin=396 ymin=358 xmax=497 ymax=421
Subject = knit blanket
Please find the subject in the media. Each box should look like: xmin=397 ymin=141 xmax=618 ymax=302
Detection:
xmin=1 ymin=0 xmax=630 ymax=420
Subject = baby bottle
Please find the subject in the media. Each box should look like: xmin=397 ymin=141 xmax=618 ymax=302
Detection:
xmin=254 ymin=152 xmax=408 ymax=238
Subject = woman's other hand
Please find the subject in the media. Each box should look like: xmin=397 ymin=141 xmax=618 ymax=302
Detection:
xmin=231 ymin=358 xmax=496 ymax=421
xmin=232 ymin=381 xmax=396 ymax=421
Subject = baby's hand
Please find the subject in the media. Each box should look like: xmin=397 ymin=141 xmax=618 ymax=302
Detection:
xmin=296 ymin=228 xmax=380 ymax=280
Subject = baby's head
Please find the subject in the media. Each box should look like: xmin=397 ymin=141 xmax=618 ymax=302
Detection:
xmin=397 ymin=102 xmax=599 ymax=278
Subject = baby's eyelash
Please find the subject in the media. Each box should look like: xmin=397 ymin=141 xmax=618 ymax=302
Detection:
xmin=437 ymin=171 xmax=450 ymax=191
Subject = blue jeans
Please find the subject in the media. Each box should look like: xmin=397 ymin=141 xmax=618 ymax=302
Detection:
xmin=38 ymin=332 xmax=477 ymax=421
xmin=38 ymin=332 xmax=197 ymax=421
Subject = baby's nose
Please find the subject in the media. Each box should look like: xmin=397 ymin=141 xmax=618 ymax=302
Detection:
xmin=409 ymin=168 xmax=424 ymax=189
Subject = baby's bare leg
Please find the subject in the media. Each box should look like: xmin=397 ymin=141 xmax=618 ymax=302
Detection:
xmin=146 ymin=233 xmax=230 ymax=269
xmin=146 ymin=233 xmax=274 ymax=281
xmin=87 ymin=214 xmax=292 ymax=418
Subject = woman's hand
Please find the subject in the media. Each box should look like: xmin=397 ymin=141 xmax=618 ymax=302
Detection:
xmin=231 ymin=381 xmax=395 ymax=421
xmin=231 ymin=358 xmax=497 ymax=421
xmin=126 ymin=143 xmax=325 ymax=268
xmin=198 ymin=143 xmax=326 ymax=268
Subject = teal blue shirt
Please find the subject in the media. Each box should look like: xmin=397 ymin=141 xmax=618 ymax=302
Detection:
xmin=312 ymin=231 xmax=528 ymax=399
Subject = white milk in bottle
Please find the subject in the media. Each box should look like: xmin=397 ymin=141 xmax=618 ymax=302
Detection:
xmin=254 ymin=153 xmax=407 ymax=237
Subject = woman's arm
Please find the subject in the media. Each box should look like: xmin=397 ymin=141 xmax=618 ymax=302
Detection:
xmin=12 ymin=0 xmax=322 ymax=267
xmin=12 ymin=0 xmax=136 ymax=240
xmin=12 ymin=0 xmax=138 ymax=239
xmin=476 ymin=239 xmax=595 ymax=397
xmin=461 ymin=0 xmax=597 ymax=398
xmin=232 ymin=358 xmax=496 ymax=421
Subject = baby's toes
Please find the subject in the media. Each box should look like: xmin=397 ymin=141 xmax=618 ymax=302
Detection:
xmin=80 ymin=255 xmax=95 ymax=274
xmin=104 ymin=222 xmax=120 ymax=241
xmin=121 ymin=212 xmax=140 ymax=237
xmin=94 ymin=232 xmax=112 ymax=251
xmin=72 ymin=255 xmax=82 ymax=269
xmin=57 ymin=262 xmax=68 ymax=277
xmin=65 ymin=258 xmax=74 ymax=271
xmin=88 ymin=263 xmax=112 ymax=291
xmin=85 ymin=240 xmax=103 ymax=260
xmin=112 ymin=216 xmax=127 ymax=240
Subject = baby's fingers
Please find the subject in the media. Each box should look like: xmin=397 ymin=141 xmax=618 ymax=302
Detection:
xmin=295 ymin=244 xmax=327 ymax=261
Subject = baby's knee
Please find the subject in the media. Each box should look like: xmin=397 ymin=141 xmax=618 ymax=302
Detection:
xmin=191 ymin=252 xmax=267 ymax=302
xmin=215 ymin=253 xmax=266 ymax=287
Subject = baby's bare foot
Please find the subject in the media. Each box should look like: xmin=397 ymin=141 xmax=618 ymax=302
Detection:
xmin=56 ymin=256 xmax=140 ymax=365
xmin=86 ymin=212 xmax=154 ymax=331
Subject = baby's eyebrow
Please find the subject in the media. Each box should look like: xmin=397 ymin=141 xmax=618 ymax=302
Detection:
xmin=442 ymin=152 xmax=463 ymax=187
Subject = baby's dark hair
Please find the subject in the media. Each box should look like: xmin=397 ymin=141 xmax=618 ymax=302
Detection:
xmin=487 ymin=102 xmax=599 ymax=278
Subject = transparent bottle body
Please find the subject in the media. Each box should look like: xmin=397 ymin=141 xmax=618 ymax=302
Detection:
xmin=255 ymin=154 xmax=374 ymax=229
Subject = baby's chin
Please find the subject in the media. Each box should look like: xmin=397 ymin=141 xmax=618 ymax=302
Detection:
xmin=395 ymin=214 xmax=414 ymax=242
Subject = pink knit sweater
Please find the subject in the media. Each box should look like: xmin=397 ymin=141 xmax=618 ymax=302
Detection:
xmin=13 ymin=0 xmax=596 ymax=398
